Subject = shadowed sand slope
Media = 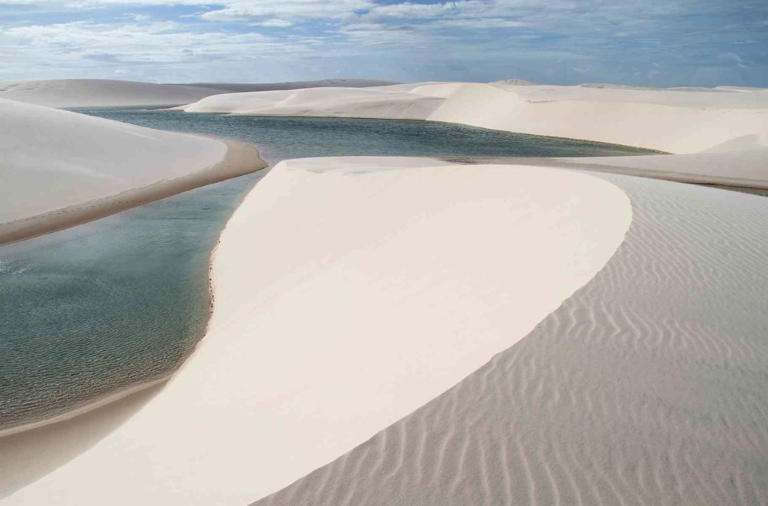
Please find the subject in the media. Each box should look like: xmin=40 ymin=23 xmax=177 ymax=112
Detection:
xmin=0 ymin=99 xmax=265 ymax=244
xmin=0 ymin=158 xmax=630 ymax=505
xmin=253 ymin=174 xmax=768 ymax=505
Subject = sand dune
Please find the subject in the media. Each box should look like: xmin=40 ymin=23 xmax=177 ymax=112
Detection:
xmin=0 ymin=79 xmax=225 ymax=108
xmin=443 ymin=137 xmax=768 ymax=191
xmin=0 ymin=157 xmax=630 ymax=505
xmin=429 ymin=83 xmax=768 ymax=154
xmin=0 ymin=78 xmax=395 ymax=108
xmin=0 ymin=98 xmax=265 ymax=244
xmin=178 ymin=78 xmax=398 ymax=93
xmin=179 ymin=85 xmax=444 ymax=119
xmin=253 ymin=170 xmax=768 ymax=506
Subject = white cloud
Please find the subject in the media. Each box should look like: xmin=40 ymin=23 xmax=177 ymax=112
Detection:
xmin=0 ymin=20 xmax=303 ymax=67
xmin=255 ymin=19 xmax=293 ymax=28
xmin=199 ymin=0 xmax=372 ymax=22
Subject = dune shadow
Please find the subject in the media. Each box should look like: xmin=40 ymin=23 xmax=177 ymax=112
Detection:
xmin=0 ymin=381 xmax=166 ymax=499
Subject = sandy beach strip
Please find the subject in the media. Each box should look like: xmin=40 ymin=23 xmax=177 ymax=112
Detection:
xmin=0 ymin=99 xmax=266 ymax=245
xmin=254 ymin=170 xmax=768 ymax=506
xmin=0 ymin=157 xmax=630 ymax=505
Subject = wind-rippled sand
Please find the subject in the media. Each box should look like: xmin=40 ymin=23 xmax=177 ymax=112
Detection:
xmin=253 ymin=174 xmax=768 ymax=505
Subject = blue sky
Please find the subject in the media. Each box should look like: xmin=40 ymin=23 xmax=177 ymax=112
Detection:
xmin=1 ymin=0 xmax=766 ymax=86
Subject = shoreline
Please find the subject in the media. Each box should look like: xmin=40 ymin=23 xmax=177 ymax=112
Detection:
xmin=0 ymin=139 xmax=267 ymax=438
xmin=0 ymin=375 xmax=171 ymax=438
xmin=0 ymin=138 xmax=266 ymax=246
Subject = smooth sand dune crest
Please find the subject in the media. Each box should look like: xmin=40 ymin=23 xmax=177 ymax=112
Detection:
xmin=253 ymin=172 xmax=768 ymax=506
xmin=0 ymin=79 xmax=225 ymax=108
xmin=0 ymin=158 xmax=631 ymax=505
xmin=176 ymin=78 xmax=398 ymax=93
xmin=179 ymin=85 xmax=445 ymax=119
xmin=0 ymin=99 xmax=265 ymax=245
xmin=0 ymin=78 xmax=398 ymax=108
xmin=428 ymin=82 xmax=768 ymax=154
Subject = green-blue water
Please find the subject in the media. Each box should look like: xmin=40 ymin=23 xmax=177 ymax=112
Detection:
xmin=0 ymin=111 xmax=654 ymax=430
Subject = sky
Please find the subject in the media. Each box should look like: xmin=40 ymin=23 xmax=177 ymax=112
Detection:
xmin=0 ymin=0 xmax=766 ymax=87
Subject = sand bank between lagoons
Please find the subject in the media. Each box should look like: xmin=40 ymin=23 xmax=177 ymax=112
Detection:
xmin=0 ymin=98 xmax=266 ymax=245
xmin=0 ymin=157 xmax=631 ymax=505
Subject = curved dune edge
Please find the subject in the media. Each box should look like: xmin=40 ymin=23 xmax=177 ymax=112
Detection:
xmin=1 ymin=157 xmax=631 ymax=505
xmin=252 ymin=172 xmax=768 ymax=506
xmin=0 ymin=139 xmax=266 ymax=246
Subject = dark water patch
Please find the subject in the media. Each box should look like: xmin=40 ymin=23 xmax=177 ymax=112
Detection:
xmin=81 ymin=111 xmax=657 ymax=164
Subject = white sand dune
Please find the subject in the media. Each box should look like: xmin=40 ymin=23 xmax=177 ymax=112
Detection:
xmin=0 ymin=98 xmax=265 ymax=244
xmin=443 ymin=136 xmax=768 ymax=190
xmin=431 ymin=83 xmax=768 ymax=154
xmin=0 ymin=78 xmax=398 ymax=108
xmin=177 ymin=78 xmax=398 ymax=93
xmin=0 ymin=79 xmax=225 ymax=108
xmin=253 ymin=171 xmax=768 ymax=506
xmin=179 ymin=85 xmax=444 ymax=119
xmin=0 ymin=157 xmax=631 ymax=505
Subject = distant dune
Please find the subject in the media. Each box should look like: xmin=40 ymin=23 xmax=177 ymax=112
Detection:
xmin=179 ymin=85 xmax=445 ymax=120
xmin=178 ymin=78 xmax=398 ymax=93
xmin=0 ymin=78 xmax=395 ymax=108
xmin=0 ymin=79 xmax=224 ymax=108
xmin=0 ymin=98 xmax=264 ymax=244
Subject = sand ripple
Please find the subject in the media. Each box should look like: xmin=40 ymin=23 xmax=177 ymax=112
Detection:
xmin=253 ymin=175 xmax=768 ymax=505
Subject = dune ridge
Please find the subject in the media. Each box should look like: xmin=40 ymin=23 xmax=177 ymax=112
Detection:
xmin=252 ymin=172 xmax=768 ymax=506
xmin=0 ymin=98 xmax=265 ymax=245
xmin=0 ymin=78 xmax=398 ymax=108
xmin=0 ymin=79 xmax=223 ymax=108
xmin=179 ymin=85 xmax=444 ymax=119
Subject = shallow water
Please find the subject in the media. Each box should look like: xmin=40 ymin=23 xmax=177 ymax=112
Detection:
xmin=0 ymin=111 xmax=655 ymax=430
